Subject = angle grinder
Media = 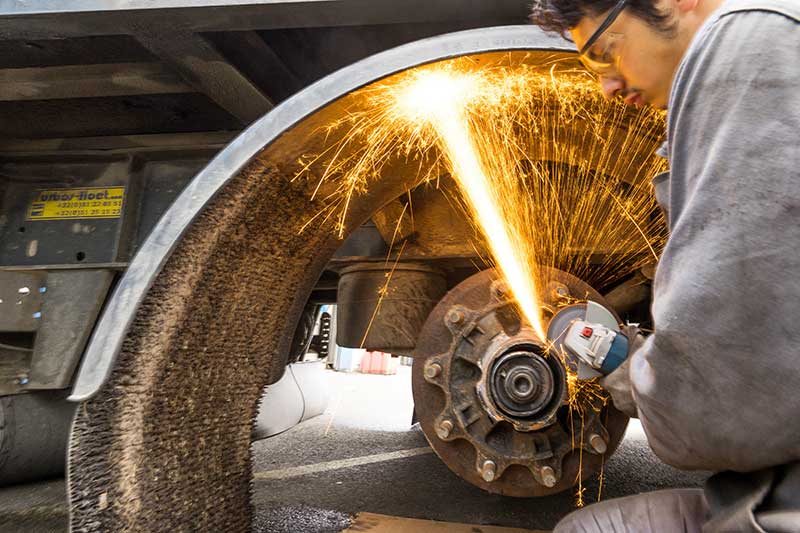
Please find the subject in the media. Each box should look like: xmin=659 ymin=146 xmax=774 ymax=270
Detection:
xmin=547 ymin=301 xmax=631 ymax=379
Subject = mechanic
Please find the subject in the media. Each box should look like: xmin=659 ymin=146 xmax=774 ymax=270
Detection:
xmin=529 ymin=0 xmax=800 ymax=531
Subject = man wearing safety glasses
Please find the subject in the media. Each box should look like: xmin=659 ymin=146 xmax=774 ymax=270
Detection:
xmin=530 ymin=0 xmax=800 ymax=531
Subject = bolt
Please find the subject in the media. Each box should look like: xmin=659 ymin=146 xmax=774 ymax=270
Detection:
xmin=424 ymin=362 xmax=442 ymax=380
xmin=553 ymin=285 xmax=570 ymax=300
xmin=540 ymin=466 xmax=557 ymax=488
xmin=436 ymin=419 xmax=454 ymax=440
xmin=589 ymin=434 xmax=608 ymax=454
xmin=481 ymin=460 xmax=497 ymax=482
xmin=492 ymin=281 xmax=509 ymax=299
xmin=446 ymin=308 xmax=464 ymax=325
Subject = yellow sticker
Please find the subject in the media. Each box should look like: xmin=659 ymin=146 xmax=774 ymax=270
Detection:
xmin=26 ymin=187 xmax=125 ymax=221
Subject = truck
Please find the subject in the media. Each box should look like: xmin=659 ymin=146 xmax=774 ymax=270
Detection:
xmin=0 ymin=2 xmax=665 ymax=530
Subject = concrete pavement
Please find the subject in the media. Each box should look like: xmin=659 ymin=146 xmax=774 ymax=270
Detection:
xmin=0 ymin=366 xmax=707 ymax=532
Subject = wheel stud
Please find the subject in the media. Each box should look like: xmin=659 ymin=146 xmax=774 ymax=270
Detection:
xmin=540 ymin=466 xmax=557 ymax=488
xmin=424 ymin=362 xmax=442 ymax=379
xmin=436 ymin=419 xmax=454 ymax=440
xmin=446 ymin=308 xmax=464 ymax=325
xmin=481 ymin=460 xmax=497 ymax=482
xmin=590 ymin=434 xmax=607 ymax=454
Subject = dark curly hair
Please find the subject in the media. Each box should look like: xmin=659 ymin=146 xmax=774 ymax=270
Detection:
xmin=530 ymin=0 xmax=676 ymax=39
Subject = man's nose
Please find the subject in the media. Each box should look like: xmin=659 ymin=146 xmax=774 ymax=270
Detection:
xmin=599 ymin=75 xmax=626 ymax=100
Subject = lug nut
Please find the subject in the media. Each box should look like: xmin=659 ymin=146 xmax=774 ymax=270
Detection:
xmin=553 ymin=285 xmax=570 ymax=300
xmin=424 ymin=362 xmax=442 ymax=380
xmin=446 ymin=309 xmax=464 ymax=325
xmin=540 ymin=466 xmax=557 ymax=488
xmin=481 ymin=460 xmax=497 ymax=482
xmin=436 ymin=419 xmax=454 ymax=440
xmin=589 ymin=434 xmax=608 ymax=454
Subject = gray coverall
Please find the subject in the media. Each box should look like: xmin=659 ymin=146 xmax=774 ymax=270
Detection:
xmin=555 ymin=1 xmax=800 ymax=531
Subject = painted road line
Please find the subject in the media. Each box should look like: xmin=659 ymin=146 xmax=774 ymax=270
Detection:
xmin=343 ymin=513 xmax=550 ymax=533
xmin=253 ymin=447 xmax=434 ymax=480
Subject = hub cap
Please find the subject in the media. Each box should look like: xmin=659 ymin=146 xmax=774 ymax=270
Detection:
xmin=490 ymin=349 xmax=556 ymax=419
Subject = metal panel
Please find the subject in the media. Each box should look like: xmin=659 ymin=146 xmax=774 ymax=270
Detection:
xmin=0 ymin=271 xmax=46 ymax=332
xmin=0 ymin=1 xmax=532 ymax=39
xmin=0 ymin=269 xmax=113 ymax=394
xmin=68 ymin=25 xmax=572 ymax=401
xmin=0 ymin=35 xmax=156 ymax=69
xmin=206 ymin=31 xmax=302 ymax=102
xmin=28 ymin=269 xmax=114 ymax=389
xmin=0 ymin=148 xmax=223 ymax=394
xmin=133 ymin=31 xmax=273 ymax=125
xmin=0 ymin=150 xmax=225 ymax=270
xmin=0 ymin=93 xmax=241 ymax=139
xmin=134 ymin=157 xmax=211 ymax=247
xmin=0 ymin=62 xmax=191 ymax=101
xmin=0 ymin=158 xmax=135 ymax=266
xmin=0 ymin=131 xmax=235 ymax=154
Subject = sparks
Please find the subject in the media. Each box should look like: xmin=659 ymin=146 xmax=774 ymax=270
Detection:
xmin=293 ymin=56 xmax=667 ymax=349
xmin=392 ymin=70 xmax=547 ymax=339
xmin=292 ymin=54 xmax=667 ymax=506
xmin=295 ymin=55 xmax=666 ymax=347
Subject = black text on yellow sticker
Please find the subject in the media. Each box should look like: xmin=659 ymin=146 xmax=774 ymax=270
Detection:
xmin=26 ymin=187 xmax=125 ymax=221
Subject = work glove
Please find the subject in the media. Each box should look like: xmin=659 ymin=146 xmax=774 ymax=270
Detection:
xmin=599 ymin=324 xmax=644 ymax=419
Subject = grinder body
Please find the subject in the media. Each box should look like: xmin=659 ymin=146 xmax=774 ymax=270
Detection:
xmin=548 ymin=301 xmax=630 ymax=379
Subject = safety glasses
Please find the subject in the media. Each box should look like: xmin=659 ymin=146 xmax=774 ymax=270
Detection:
xmin=578 ymin=0 xmax=628 ymax=75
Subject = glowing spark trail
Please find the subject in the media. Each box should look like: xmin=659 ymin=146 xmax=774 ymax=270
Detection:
xmin=293 ymin=57 xmax=668 ymax=350
xmin=394 ymin=71 xmax=547 ymax=339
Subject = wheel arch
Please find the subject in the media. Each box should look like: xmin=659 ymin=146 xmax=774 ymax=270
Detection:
xmin=69 ymin=25 xmax=572 ymax=402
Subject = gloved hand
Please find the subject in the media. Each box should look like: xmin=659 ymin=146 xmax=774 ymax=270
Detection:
xmin=599 ymin=324 xmax=644 ymax=418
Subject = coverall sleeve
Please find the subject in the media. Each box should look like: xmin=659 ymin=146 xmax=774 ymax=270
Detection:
xmin=628 ymin=9 xmax=800 ymax=472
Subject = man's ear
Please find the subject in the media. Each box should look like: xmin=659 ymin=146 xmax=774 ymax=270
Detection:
xmin=674 ymin=0 xmax=700 ymax=14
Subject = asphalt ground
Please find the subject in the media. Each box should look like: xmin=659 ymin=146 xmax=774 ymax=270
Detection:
xmin=0 ymin=366 xmax=707 ymax=532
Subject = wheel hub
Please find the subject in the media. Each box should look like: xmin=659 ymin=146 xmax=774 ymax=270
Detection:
xmin=489 ymin=348 xmax=557 ymax=419
xmin=412 ymin=267 xmax=629 ymax=497
xmin=474 ymin=332 xmax=566 ymax=432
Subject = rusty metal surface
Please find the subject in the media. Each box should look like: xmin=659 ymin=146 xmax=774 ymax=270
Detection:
xmin=371 ymin=176 xmax=478 ymax=259
xmin=336 ymin=262 xmax=446 ymax=354
xmin=412 ymin=268 xmax=628 ymax=497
